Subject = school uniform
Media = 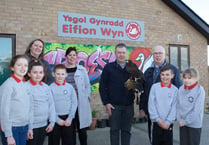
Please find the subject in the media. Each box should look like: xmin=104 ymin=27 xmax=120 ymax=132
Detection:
xmin=141 ymin=62 xmax=182 ymax=142
xmin=0 ymin=85 xmax=5 ymax=145
xmin=177 ymin=83 xmax=205 ymax=145
xmin=148 ymin=82 xmax=178 ymax=145
xmin=0 ymin=75 xmax=33 ymax=145
xmin=26 ymin=79 xmax=56 ymax=145
xmin=49 ymin=81 xmax=77 ymax=145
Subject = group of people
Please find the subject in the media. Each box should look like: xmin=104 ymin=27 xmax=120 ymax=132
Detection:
xmin=99 ymin=44 xmax=205 ymax=145
xmin=0 ymin=39 xmax=92 ymax=145
xmin=0 ymin=41 xmax=205 ymax=145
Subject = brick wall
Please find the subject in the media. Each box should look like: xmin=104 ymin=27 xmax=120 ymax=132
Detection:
xmin=0 ymin=0 xmax=208 ymax=118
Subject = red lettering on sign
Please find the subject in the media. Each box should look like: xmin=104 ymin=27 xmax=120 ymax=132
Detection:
xmin=62 ymin=25 xmax=68 ymax=33
xmin=101 ymin=28 xmax=111 ymax=36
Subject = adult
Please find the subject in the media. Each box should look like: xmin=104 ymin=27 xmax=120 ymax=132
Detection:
xmin=65 ymin=47 xmax=92 ymax=145
xmin=99 ymin=43 xmax=141 ymax=145
xmin=139 ymin=45 xmax=182 ymax=142
xmin=25 ymin=38 xmax=54 ymax=84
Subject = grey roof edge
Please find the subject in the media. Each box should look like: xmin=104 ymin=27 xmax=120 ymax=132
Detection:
xmin=162 ymin=0 xmax=209 ymax=44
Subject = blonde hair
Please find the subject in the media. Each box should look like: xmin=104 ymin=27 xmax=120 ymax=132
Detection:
xmin=182 ymin=67 xmax=199 ymax=80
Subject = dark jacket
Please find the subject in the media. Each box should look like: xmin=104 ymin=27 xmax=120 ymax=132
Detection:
xmin=41 ymin=58 xmax=54 ymax=85
xmin=139 ymin=61 xmax=182 ymax=114
xmin=99 ymin=61 xmax=136 ymax=106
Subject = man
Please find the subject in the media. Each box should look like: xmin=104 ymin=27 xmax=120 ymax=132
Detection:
xmin=139 ymin=45 xmax=182 ymax=142
xmin=99 ymin=43 xmax=139 ymax=145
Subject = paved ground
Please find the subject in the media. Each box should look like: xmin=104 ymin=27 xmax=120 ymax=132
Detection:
xmin=83 ymin=113 xmax=209 ymax=145
xmin=1 ymin=114 xmax=209 ymax=145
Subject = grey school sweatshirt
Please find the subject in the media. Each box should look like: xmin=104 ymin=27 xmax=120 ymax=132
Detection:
xmin=148 ymin=82 xmax=178 ymax=125
xmin=177 ymin=84 xmax=205 ymax=128
xmin=27 ymin=81 xmax=56 ymax=129
xmin=0 ymin=77 xmax=33 ymax=137
xmin=50 ymin=82 xmax=77 ymax=122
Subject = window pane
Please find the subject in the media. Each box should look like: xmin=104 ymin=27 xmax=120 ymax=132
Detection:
xmin=0 ymin=37 xmax=13 ymax=85
xmin=0 ymin=38 xmax=12 ymax=59
xmin=170 ymin=46 xmax=178 ymax=68
xmin=180 ymin=47 xmax=188 ymax=71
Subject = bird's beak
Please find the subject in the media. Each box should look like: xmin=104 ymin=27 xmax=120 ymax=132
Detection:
xmin=135 ymin=56 xmax=141 ymax=61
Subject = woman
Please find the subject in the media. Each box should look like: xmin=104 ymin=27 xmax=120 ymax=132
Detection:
xmin=65 ymin=47 xmax=92 ymax=145
xmin=25 ymin=39 xmax=54 ymax=84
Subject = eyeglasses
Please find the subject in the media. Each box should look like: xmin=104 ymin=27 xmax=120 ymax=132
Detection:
xmin=153 ymin=52 xmax=164 ymax=55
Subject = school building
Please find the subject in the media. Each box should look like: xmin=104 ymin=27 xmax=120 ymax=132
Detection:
xmin=0 ymin=0 xmax=209 ymax=119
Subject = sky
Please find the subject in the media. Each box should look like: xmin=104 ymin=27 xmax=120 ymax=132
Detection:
xmin=182 ymin=0 xmax=209 ymax=65
xmin=182 ymin=0 xmax=209 ymax=24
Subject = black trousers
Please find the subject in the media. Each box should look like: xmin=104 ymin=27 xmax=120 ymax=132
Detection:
xmin=73 ymin=110 xmax=87 ymax=145
xmin=48 ymin=115 xmax=74 ymax=145
xmin=27 ymin=126 xmax=47 ymax=145
xmin=147 ymin=114 xmax=152 ymax=142
xmin=151 ymin=122 xmax=173 ymax=145
xmin=109 ymin=104 xmax=134 ymax=145
xmin=180 ymin=126 xmax=201 ymax=145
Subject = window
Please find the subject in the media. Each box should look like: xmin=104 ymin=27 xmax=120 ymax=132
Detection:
xmin=0 ymin=34 xmax=16 ymax=85
xmin=169 ymin=44 xmax=189 ymax=72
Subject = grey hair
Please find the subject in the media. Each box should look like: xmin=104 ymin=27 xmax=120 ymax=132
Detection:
xmin=152 ymin=45 xmax=166 ymax=53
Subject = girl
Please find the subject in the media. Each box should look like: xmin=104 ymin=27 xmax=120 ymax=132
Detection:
xmin=0 ymin=55 xmax=33 ymax=145
xmin=177 ymin=68 xmax=205 ymax=145
xmin=26 ymin=60 xmax=56 ymax=145
xmin=65 ymin=47 xmax=92 ymax=145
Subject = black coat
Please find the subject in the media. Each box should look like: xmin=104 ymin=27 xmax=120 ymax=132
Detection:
xmin=99 ymin=61 xmax=143 ymax=106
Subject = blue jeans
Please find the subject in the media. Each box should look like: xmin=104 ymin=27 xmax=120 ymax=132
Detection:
xmin=109 ymin=104 xmax=134 ymax=145
xmin=1 ymin=125 xmax=28 ymax=145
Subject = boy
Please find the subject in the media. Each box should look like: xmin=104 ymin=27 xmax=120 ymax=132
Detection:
xmin=148 ymin=65 xmax=178 ymax=145
xmin=49 ymin=64 xmax=77 ymax=145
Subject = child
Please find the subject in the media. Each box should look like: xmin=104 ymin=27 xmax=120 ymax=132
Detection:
xmin=0 ymin=55 xmax=33 ymax=145
xmin=26 ymin=60 xmax=56 ymax=145
xmin=49 ymin=64 xmax=77 ymax=145
xmin=177 ymin=68 xmax=205 ymax=145
xmin=148 ymin=65 xmax=178 ymax=145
